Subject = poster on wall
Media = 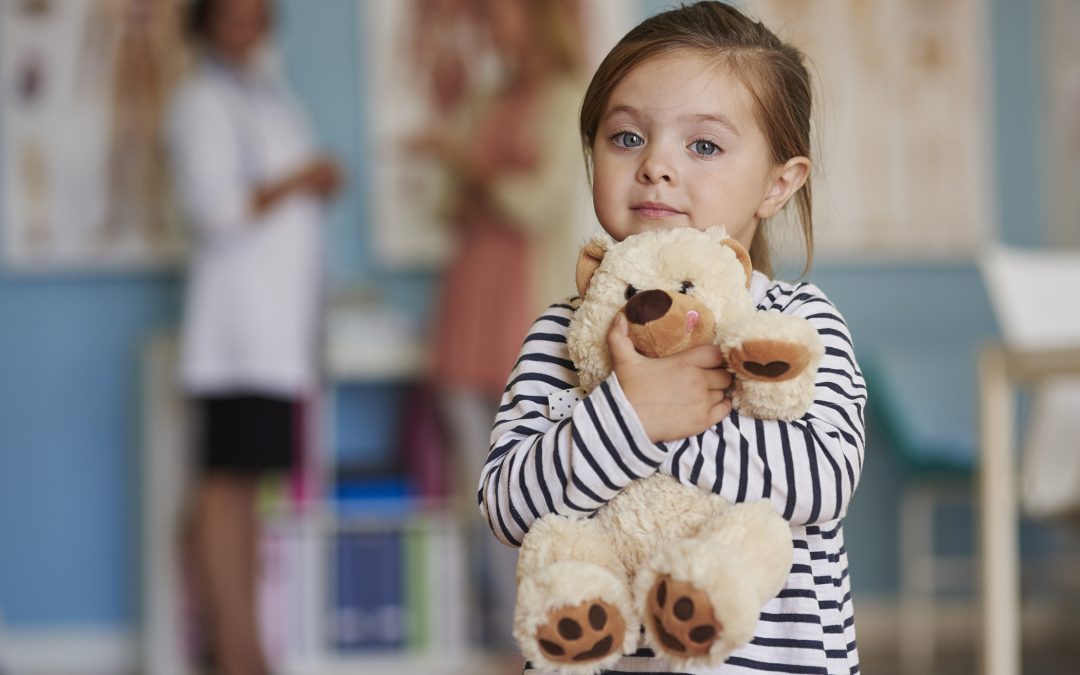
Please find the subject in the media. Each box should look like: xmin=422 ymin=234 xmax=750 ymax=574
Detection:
xmin=361 ymin=0 xmax=630 ymax=269
xmin=750 ymin=0 xmax=994 ymax=259
xmin=1 ymin=0 xmax=187 ymax=272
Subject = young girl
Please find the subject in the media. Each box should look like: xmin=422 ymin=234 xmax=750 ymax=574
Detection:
xmin=478 ymin=2 xmax=867 ymax=674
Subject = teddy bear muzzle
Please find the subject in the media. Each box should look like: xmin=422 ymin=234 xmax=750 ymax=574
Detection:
xmin=624 ymin=290 xmax=717 ymax=358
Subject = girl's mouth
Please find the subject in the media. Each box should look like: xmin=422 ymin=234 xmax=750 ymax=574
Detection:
xmin=632 ymin=201 xmax=683 ymax=218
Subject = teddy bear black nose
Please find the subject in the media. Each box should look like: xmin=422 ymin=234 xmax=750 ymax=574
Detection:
xmin=625 ymin=289 xmax=672 ymax=325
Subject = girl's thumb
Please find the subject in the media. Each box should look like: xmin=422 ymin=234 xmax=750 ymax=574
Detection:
xmin=607 ymin=312 xmax=639 ymax=365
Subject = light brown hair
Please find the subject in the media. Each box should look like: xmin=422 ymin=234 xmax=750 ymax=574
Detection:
xmin=579 ymin=1 xmax=813 ymax=277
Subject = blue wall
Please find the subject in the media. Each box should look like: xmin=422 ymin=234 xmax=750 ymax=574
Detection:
xmin=991 ymin=0 xmax=1046 ymax=248
xmin=0 ymin=0 xmax=1046 ymax=629
xmin=279 ymin=0 xmax=437 ymax=310
xmin=0 ymin=276 xmax=179 ymax=624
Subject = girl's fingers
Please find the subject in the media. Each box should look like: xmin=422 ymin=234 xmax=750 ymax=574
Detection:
xmin=707 ymin=398 xmax=733 ymax=427
xmin=607 ymin=313 xmax=641 ymax=367
xmin=705 ymin=368 xmax=734 ymax=390
xmin=684 ymin=344 xmax=727 ymax=369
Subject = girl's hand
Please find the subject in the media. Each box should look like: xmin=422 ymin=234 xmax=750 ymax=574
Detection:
xmin=608 ymin=313 xmax=733 ymax=443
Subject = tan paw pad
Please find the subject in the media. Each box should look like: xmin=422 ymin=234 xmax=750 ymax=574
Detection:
xmin=646 ymin=575 xmax=722 ymax=658
xmin=729 ymin=339 xmax=810 ymax=382
xmin=535 ymin=599 xmax=626 ymax=664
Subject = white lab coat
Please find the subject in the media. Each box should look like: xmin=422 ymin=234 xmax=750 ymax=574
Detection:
xmin=167 ymin=55 xmax=324 ymax=396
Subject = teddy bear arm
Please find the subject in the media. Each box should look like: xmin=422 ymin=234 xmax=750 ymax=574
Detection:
xmin=717 ymin=312 xmax=823 ymax=420
xmin=719 ymin=312 xmax=822 ymax=383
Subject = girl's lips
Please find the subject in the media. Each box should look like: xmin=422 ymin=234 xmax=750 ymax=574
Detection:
xmin=632 ymin=201 xmax=683 ymax=218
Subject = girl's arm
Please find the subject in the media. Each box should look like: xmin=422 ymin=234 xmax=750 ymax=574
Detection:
xmin=659 ymin=282 xmax=867 ymax=526
xmin=478 ymin=301 xmax=669 ymax=547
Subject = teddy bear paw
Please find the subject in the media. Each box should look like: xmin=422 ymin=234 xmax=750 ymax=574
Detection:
xmin=534 ymin=599 xmax=627 ymax=665
xmin=645 ymin=574 xmax=723 ymax=658
xmin=729 ymin=339 xmax=810 ymax=382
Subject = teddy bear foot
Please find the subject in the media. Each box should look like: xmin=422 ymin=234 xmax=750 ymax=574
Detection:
xmin=515 ymin=559 xmax=636 ymax=673
xmin=534 ymin=598 xmax=627 ymax=666
xmin=645 ymin=574 xmax=723 ymax=658
xmin=729 ymin=339 xmax=810 ymax=382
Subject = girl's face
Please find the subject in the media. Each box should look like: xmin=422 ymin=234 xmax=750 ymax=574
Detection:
xmin=590 ymin=50 xmax=808 ymax=250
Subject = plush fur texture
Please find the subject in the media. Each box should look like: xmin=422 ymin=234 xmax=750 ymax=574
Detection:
xmin=514 ymin=227 xmax=823 ymax=673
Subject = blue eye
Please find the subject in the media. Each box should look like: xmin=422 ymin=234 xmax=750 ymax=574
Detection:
xmin=613 ymin=131 xmax=644 ymax=148
xmin=691 ymin=139 xmax=720 ymax=157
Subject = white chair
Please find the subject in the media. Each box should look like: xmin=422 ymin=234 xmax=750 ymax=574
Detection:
xmin=977 ymin=243 xmax=1080 ymax=675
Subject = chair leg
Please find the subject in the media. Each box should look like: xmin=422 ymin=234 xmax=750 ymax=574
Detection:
xmin=900 ymin=485 xmax=937 ymax=675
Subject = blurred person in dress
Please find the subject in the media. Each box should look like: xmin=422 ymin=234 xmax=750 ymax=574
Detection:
xmin=407 ymin=0 xmax=591 ymax=652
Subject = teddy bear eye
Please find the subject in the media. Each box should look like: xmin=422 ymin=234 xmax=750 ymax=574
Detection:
xmin=625 ymin=285 xmax=638 ymax=300
xmin=679 ymin=281 xmax=694 ymax=294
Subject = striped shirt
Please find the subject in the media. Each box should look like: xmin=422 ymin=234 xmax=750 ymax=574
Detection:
xmin=479 ymin=271 xmax=867 ymax=674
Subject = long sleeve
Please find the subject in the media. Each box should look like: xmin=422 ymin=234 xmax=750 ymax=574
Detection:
xmin=660 ymin=280 xmax=867 ymax=527
xmin=478 ymin=300 xmax=666 ymax=547
xmin=166 ymin=78 xmax=252 ymax=243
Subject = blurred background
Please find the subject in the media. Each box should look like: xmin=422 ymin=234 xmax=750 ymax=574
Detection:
xmin=1 ymin=1 xmax=1078 ymax=674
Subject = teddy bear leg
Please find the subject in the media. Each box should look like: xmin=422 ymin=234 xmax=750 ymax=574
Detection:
xmin=636 ymin=500 xmax=793 ymax=667
xmin=515 ymin=514 xmax=637 ymax=674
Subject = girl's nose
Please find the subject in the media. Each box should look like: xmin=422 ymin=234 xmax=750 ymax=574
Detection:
xmin=637 ymin=148 xmax=675 ymax=185
xmin=638 ymin=161 xmax=674 ymax=184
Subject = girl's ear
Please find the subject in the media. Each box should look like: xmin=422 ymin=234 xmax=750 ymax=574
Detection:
xmin=756 ymin=156 xmax=810 ymax=220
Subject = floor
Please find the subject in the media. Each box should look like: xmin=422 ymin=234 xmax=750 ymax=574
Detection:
xmin=860 ymin=638 xmax=1080 ymax=675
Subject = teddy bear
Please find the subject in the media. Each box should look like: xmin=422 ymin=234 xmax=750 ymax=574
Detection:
xmin=512 ymin=226 xmax=825 ymax=674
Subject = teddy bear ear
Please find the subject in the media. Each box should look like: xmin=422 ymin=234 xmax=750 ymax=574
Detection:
xmin=720 ymin=237 xmax=754 ymax=289
xmin=575 ymin=235 xmax=610 ymax=297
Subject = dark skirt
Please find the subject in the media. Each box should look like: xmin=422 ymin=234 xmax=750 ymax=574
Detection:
xmin=197 ymin=394 xmax=298 ymax=474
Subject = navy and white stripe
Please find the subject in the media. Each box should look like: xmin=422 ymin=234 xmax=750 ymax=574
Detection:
xmin=481 ymin=273 xmax=867 ymax=674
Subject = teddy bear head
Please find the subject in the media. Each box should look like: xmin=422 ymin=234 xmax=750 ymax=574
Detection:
xmin=567 ymin=227 xmax=756 ymax=393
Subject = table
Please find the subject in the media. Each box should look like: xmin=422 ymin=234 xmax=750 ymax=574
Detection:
xmin=977 ymin=345 xmax=1080 ymax=675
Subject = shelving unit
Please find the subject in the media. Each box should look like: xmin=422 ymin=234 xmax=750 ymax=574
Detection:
xmin=140 ymin=318 xmax=496 ymax=675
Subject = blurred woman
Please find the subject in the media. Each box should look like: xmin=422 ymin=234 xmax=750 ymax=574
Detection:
xmin=165 ymin=1 xmax=340 ymax=673
xmin=410 ymin=0 xmax=591 ymax=650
